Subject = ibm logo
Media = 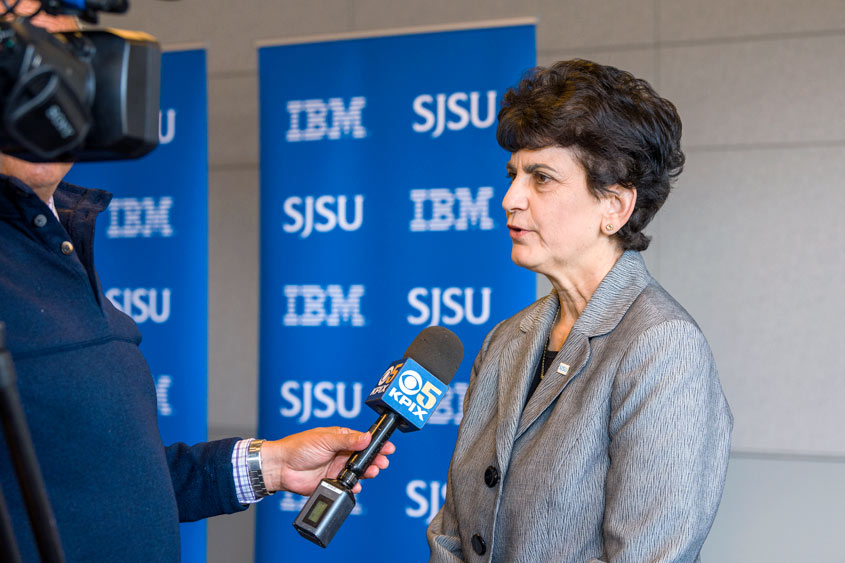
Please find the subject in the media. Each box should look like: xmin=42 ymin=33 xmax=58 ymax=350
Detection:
xmin=410 ymin=187 xmax=494 ymax=232
xmin=283 ymin=284 xmax=365 ymax=327
xmin=107 ymin=197 xmax=173 ymax=239
xmin=286 ymin=97 xmax=367 ymax=142
xmin=105 ymin=288 xmax=172 ymax=324
xmin=412 ymin=90 xmax=497 ymax=138
xmin=407 ymin=287 xmax=491 ymax=327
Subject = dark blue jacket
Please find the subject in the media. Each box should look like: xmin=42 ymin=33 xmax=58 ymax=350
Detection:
xmin=0 ymin=175 xmax=246 ymax=562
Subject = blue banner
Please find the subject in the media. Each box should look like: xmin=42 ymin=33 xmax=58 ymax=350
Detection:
xmin=66 ymin=49 xmax=209 ymax=563
xmin=258 ymin=24 xmax=535 ymax=561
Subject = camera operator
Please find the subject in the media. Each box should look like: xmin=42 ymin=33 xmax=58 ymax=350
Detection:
xmin=0 ymin=2 xmax=394 ymax=560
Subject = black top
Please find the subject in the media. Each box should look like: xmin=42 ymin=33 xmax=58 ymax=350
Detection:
xmin=527 ymin=348 xmax=559 ymax=399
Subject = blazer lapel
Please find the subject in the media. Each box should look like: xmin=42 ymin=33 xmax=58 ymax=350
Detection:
xmin=516 ymin=331 xmax=591 ymax=438
xmin=494 ymin=295 xmax=557 ymax=472
xmin=514 ymin=251 xmax=652 ymax=440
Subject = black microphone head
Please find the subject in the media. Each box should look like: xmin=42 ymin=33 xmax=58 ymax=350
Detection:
xmin=404 ymin=326 xmax=463 ymax=385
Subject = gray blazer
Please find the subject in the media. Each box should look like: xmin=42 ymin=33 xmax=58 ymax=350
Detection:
xmin=428 ymin=251 xmax=732 ymax=562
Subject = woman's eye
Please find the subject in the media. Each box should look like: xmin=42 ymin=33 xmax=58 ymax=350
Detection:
xmin=535 ymin=173 xmax=551 ymax=184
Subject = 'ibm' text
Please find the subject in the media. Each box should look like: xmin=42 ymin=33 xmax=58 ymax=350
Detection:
xmin=107 ymin=197 xmax=174 ymax=239
xmin=283 ymin=284 xmax=366 ymax=327
xmin=286 ymin=97 xmax=367 ymax=142
xmin=410 ymin=187 xmax=494 ymax=232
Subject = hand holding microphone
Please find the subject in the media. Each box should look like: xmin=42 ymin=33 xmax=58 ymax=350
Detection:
xmin=260 ymin=427 xmax=395 ymax=496
xmin=294 ymin=326 xmax=464 ymax=547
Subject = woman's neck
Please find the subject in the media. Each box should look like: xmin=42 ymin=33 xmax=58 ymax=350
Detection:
xmin=546 ymin=248 xmax=623 ymax=350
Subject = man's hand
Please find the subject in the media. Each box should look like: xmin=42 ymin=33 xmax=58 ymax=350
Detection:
xmin=260 ymin=427 xmax=395 ymax=495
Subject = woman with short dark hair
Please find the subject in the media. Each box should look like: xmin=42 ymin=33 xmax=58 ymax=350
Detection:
xmin=427 ymin=59 xmax=732 ymax=563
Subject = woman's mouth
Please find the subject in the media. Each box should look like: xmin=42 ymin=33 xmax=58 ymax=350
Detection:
xmin=507 ymin=224 xmax=529 ymax=239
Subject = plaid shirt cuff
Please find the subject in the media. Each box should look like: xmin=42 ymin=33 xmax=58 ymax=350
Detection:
xmin=232 ymin=438 xmax=259 ymax=504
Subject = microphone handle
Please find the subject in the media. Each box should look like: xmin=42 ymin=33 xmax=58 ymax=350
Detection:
xmin=337 ymin=411 xmax=399 ymax=489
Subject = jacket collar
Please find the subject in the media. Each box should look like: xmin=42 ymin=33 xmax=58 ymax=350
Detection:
xmin=507 ymin=250 xmax=653 ymax=441
xmin=52 ymin=181 xmax=112 ymax=217
xmin=518 ymin=250 xmax=653 ymax=338
xmin=1 ymin=173 xmax=112 ymax=219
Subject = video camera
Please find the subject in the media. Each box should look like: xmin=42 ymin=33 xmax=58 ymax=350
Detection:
xmin=0 ymin=0 xmax=160 ymax=162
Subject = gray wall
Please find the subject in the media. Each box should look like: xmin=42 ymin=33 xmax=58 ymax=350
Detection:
xmin=103 ymin=1 xmax=845 ymax=561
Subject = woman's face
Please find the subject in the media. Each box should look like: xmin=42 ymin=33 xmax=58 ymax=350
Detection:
xmin=502 ymin=146 xmax=609 ymax=278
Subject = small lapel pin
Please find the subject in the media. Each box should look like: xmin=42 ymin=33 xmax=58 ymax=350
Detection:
xmin=557 ymin=363 xmax=570 ymax=376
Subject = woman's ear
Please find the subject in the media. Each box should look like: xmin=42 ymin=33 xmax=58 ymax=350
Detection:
xmin=600 ymin=185 xmax=637 ymax=235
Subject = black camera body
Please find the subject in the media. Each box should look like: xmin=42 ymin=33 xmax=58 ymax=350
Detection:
xmin=0 ymin=12 xmax=160 ymax=162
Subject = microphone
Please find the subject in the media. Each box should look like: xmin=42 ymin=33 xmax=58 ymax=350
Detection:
xmin=293 ymin=326 xmax=463 ymax=548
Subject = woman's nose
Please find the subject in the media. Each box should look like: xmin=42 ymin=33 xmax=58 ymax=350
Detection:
xmin=502 ymin=178 xmax=527 ymax=213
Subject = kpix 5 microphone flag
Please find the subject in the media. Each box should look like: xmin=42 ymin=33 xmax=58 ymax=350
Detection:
xmin=294 ymin=326 xmax=463 ymax=547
